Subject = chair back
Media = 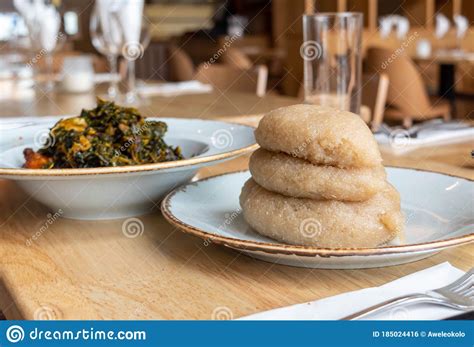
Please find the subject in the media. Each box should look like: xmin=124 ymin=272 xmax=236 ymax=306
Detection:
xmin=221 ymin=48 xmax=253 ymax=70
xmin=168 ymin=46 xmax=195 ymax=81
xmin=365 ymin=47 xmax=432 ymax=116
xmin=362 ymin=73 xmax=390 ymax=131
xmin=194 ymin=63 xmax=267 ymax=97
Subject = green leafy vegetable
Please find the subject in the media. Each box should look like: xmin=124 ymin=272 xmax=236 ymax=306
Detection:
xmin=23 ymin=98 xmax=183 ymax=168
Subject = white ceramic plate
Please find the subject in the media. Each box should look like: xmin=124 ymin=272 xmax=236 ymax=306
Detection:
xmin=162 ymin=168 xmax=474 ymax=269
xmin=0 ymin=117 xmax=257 ymax=220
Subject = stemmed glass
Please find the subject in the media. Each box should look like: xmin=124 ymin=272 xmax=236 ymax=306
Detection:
xmin=26 ymin=11 xmax=65 ymax=93
xmin=90 ymin=4 xmax=123 ymax=100
xmin=119 ymin=19 xmax=150 ymax=105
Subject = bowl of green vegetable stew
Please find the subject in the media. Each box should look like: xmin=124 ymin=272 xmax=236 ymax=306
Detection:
xmin=0 ymin=99 xmax=257 ymax=219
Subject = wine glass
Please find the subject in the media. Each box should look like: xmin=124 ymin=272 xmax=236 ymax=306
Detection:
xmin=90 ymin=4 xmax=124 ymax=100
xmin=119 ymin=18 xmax=150 ymax=106
xmin=26 ymin=8 xmax=65 ymax=93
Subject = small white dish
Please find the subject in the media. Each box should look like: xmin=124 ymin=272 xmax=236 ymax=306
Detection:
xmin=162 ymin=168 xmax=474 ymax=269
xmin=0 ymin=117 xmax=257 ymax=220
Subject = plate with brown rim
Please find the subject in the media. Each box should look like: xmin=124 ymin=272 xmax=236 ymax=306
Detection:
xmin=161 ymin=168 xmax=474 ymax=269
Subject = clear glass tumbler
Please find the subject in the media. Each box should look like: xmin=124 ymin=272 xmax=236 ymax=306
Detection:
xmin=302 ymin=12 xmax=363 ymax=114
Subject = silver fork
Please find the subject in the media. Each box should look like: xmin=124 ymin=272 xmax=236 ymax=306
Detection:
xmin=342 ymin=268 xmax=474 ymax=320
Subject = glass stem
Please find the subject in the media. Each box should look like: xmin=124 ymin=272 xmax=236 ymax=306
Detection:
xmin=125 ymin=60 xmax=137 ymax=104
xmin=107 ymin=54 xmax=118 ymax=98
xmin=44 ymin=52 xmax=54 ymax=92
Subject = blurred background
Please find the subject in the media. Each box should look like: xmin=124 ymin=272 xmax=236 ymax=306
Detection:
xmin=0 ymin=0 xmax=473 ymax=121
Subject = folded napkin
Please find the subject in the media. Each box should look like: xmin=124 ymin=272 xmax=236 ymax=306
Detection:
xmin=395 ymin=16 xmax=409 ymax=40
xmin=453 ymin=15 xmax=468 ymax=39
xmin=39 ymin=4 xmax=61 ymax=52
xmin=379 ymin=15 xmax=409 ymax=39
xmin=375 ymin=121 xmax=474 ymax=155
xmin=241 ymin=262 xmax=466 ymax=320
xmin=435 ymin=14 xmax=450 ymax=39
xmin=138 ymin=81 xmax=213 ymax=97
xmin=13 ymin=0 xmax=35 ymax=29
xmin=378 ymin=17 xmax=394 ymax=39
xmin=96 ymin=0 xmax=123 ymax=48
xmin=14 ymin=0 xmax=61 ymax=52
xmin=117 ymin=0 xmax=144 ymax=44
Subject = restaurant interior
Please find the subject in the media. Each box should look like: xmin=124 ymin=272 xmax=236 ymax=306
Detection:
xmin=0 ymin=0 xmax=472 ymax=321
xmin=1 ymin=0 xmax=474 ymax=119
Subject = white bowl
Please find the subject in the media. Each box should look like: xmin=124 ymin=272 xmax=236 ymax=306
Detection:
xmin=0 ymin=117 xmax=257 ymax=220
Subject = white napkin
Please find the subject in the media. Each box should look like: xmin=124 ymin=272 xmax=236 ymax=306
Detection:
xmin=40 ymin=5 xmax=61 ymax=52
xmin=375 ymin=122 xmax=474 ymax=155
xmin=241 ymin=262 xmax=466 ymax=320
xmin=379 ymin=16 xmax=394 ymax=39
xmin=395 ymin=16 xmax=409 ymax=40
xmin=453 ymin=15 xmax=468 ymax=40
xmin=117 ymin=0 xmax=144 ymax=44
xmin=137 ymin=81 xmax=213 ymax=97
xmin=435 ymin=14 xmax=450 ymax=39
xmin=13 ymin=0 xmax=34 ymax=27
xmin=96 ymin=0 xmax=124 ymax=49
xmin=379 ymin=15 xmax=409 ymax=39
xmin=14 ymin=0 xmax=60 ymax=52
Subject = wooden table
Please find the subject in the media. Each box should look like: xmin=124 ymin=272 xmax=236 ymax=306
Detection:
xmin=0 ymin=90 xmax=473 ymax=320
xmin=0 ymin=88 xmax=296 ymax=119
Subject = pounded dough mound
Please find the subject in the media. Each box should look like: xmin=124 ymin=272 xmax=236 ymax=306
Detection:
xmin=240 ymin=179 xmax=404 ymax=248
xmin=254 ymin=104 xmax=382 ymax=168
xmin=249 ymin=148 xmax=387 ymax=201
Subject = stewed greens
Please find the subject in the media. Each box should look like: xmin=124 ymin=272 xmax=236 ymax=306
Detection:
xmin=23 ymin=98 xmax=183 ymax=169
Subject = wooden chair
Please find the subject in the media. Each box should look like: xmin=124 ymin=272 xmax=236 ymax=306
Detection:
xmin=366 ymin=47 xmax=451 ymax=128
xmin=194 ymin=63 xmax=268 ymax=97
xmin=361 ymin=73 xmax=390 ymax=131
xmin=221 ymin=48 xmax=253 ymax=70
xmin=167 ymin=45 xmax=195 ymax=81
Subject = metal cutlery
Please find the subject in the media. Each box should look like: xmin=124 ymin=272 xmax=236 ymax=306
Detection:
xmin=374 ymin=120 xmax=471 ymax=139
xmin=407 ymin=121 xmax=470 ymax=138
xmin=343 ymin=268 xmax=474 ymax=320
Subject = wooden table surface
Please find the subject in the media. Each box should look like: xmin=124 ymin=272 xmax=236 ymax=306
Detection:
xmin=0 ymin=88 xmax=296 ymax=119
xmin=0 ymin=90 xmax=473 ymax=320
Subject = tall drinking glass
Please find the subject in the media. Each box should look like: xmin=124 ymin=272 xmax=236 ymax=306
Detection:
xmin=302 ymin=13 xmax=362 ymax=114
